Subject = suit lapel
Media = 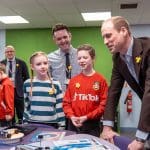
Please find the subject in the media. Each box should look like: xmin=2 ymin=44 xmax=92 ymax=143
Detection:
xmin=15 ymin=58 xmax=19 ymax=75
xmin=118 ymin=54 xmax=143 ymax=99
xmin=132 ymin=38 xmax=143 ymax=80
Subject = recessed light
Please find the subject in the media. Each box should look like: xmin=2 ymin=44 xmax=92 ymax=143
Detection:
xmin=81 ymin=12 xmax=111 ymax=21
xmin=0 ymin=16 xmax=29 ymax=24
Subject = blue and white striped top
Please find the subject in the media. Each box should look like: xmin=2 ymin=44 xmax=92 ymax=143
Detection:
xmin=23 ymin=78 xmax=65 ymax=127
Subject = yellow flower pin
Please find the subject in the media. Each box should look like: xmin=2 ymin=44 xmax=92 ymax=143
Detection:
xmin=49 ymin=88 xmax=55 ymax=95
xmin=68 ymin=65 xmax=72 ymax=71
xmin=75 ymin=83 xmax=80 ymax=88
xmin=135 ymin=56 xmax=141 ymax=63
xmin=16 ymin=64 xmax=19 ymax=67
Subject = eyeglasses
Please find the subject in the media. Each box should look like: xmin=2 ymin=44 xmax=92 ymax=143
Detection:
xmin=5 ymin=51 xmax=15 ymax=53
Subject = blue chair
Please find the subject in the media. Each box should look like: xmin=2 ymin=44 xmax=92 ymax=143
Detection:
xmin=113 ymin=136 xmax=132 ymax=150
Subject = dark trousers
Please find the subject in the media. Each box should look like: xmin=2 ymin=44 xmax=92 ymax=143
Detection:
xmin=26 ymin=121 xmax=58 ymax=129
xmin=0 ymin=119 xmax=12 ymax=127
xmin=12 ymin=89 xmax=24 ymax=124
xmin=67 ymin=119 xmax=101 ymax=137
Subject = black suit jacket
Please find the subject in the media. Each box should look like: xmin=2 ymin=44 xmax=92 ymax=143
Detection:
xmin=1 ymin=58 xmax=29 ymax=98
xmin=104 ymin=37 xmax=150 ymax=132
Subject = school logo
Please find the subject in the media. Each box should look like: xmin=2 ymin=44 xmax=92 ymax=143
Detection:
xmin=93 ymin=81 xmax=100 ymax=90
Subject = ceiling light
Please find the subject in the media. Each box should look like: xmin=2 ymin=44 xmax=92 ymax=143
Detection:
xmin=81 ymin=12 xmax=111 ymax=21
xmin=0 ymin=16 xmax=29 ymax=24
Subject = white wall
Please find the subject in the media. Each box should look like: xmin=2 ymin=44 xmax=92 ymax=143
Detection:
xmin=131 ymin=24 xmax=150 ymax=37
xmin=119 ymin=83 xmax=141 ymax=128
xmin=0 ymin=30 xmax=6 ymax=61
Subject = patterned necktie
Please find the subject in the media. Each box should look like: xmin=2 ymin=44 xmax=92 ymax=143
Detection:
xmin=65 ymin=53 xmax=71 ymax=79
xmin=8 ymin=61 xmax=12 ymax=77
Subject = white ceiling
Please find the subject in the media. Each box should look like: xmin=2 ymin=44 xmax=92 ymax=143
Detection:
xmin=0 ymin=0 xmax=149 ymax=29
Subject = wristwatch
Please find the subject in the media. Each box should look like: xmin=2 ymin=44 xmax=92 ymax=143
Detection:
xmin=135 ymin=137 xmax=146 ymax=143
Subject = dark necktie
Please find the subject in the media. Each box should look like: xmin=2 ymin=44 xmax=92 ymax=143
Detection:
xmin=65 ymin=53 xmax=71 ymax=79
xmin=8 ymin=61 xmax=12 ymax=77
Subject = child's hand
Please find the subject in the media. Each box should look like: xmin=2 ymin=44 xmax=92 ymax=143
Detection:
xmin=71 ymin=116 xmax=82 ymax=127
xmin=79 ymin=116 xmax=87 ymax=124
xmin=5 ymin=115 xmax=12 ymax=121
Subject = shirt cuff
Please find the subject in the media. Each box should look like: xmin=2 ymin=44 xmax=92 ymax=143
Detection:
xmin=103 ymin=120 xmax=114 ymax=127
xmin=136 ymin=130 xmax=149 ymax=140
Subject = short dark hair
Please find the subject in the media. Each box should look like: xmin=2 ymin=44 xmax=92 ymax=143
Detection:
xmin=52 ymin=23 xmax=70 ymax=36
xmin=77 ymin=44 xmax=96 ymax=59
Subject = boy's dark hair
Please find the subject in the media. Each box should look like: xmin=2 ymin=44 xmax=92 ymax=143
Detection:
xmin=52 ymin=23 xmax=70 ymax=36
xmin=77 ymin=44 xmax=96 ymax=59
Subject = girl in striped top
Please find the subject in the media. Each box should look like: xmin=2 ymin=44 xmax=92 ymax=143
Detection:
xmin=23 ymin=51 xmax=65 ymax=129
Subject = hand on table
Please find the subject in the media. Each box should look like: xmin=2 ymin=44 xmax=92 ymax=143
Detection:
xmin=128 ymin=139 xmax=144 ymax=150
xmin=100 ymin=126 xmax=119 ymax=144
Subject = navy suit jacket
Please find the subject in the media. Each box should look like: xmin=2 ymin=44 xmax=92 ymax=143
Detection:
xmin=1 ymin=58 xmax=29 ymax=98
xmin=104 ymin=37 xmax=150 ymax=132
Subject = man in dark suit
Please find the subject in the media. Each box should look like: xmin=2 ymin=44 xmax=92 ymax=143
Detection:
xmin=100 ymin=16 xmax=150 ymax=150
xmin=1 ymin=45 xmax=29 ymax=124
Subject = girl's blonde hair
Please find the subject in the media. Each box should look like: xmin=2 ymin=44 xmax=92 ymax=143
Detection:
xmin=29 ymin=51 xmax=55 ymax=96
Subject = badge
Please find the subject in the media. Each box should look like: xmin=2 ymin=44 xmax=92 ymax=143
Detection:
xmin=49 ymin=88 xmax=55 ymax=95
xmin=135 ymin=56 xmax=141 ymax=64
xmin=93 ymin=81 xmax=100 ymax=90
xmin=75 ymin=83 xmax=80 ymax=88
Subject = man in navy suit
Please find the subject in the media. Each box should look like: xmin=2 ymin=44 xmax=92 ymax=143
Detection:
xmin=100 ymin=16 xmax=150 ymax=150
xmin=1 ymin=45 xmax=29 ymax=124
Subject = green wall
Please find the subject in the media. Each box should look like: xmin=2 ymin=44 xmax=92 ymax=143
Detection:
xmin=6 ymin=27 xmax=112 ymax=83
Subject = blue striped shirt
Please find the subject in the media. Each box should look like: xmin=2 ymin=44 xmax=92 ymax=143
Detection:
xmin=23 ymin=78 xmax=65 ymax=127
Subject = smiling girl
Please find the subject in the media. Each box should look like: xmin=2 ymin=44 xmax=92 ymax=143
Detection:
xmin=23 ymin=51 xmax=65 ymax=129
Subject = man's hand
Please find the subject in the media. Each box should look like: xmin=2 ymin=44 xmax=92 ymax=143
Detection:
xmin=128 ymin=139 xmax=144 ymax=150
xmin=100 ymin=126 xmax=119 ymax=143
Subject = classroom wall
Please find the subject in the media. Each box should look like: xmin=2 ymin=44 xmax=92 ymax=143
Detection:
xmin=3 ymin=24 xmax=150 ymax=130
xmin=0 ymin=29 xmax=5 ymax=61
xmin=5 ymin=27 xmax=112 ymax=83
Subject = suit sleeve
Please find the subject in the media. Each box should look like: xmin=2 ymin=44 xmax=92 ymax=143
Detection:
xmin=138 ymin=51 xmax=150 ymax=132
xmin=22 ymin=61 xmax=30 ymax=81
xmin=103 ymin=55 xmax=125 ymax=121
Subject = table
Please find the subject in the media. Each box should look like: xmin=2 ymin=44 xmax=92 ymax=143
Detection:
xmin=0 ymin=123 xmax=74 ymax=150
xmin=0 ymin=123 xmax=120 ymax=150
xmin=63 ymin=134 xmax=120 ymax=150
